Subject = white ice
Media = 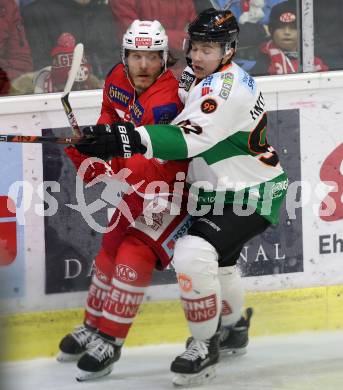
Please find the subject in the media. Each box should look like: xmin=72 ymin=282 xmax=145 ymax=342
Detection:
xmin=2 ymin=331 xmax=343 ymax=390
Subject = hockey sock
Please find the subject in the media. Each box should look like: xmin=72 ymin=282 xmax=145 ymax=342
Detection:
xmin=218 ymin=265 xmax=244 ymax=327
xmin=98 ymin=235 xmax=157 ymax=342
xmin=84 ymin=248 xmax=114 ymax=329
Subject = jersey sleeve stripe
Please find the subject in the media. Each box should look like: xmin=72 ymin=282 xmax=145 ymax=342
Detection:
xmin=144 ymin=124 xmax=188 ymax=160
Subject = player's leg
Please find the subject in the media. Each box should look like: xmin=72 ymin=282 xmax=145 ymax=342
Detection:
xmin=57 ymin=247 xmax=114 ymax=362
xmin=170 ymin=234 xmax=221 ymax=386
xmin=219 ymin=262 xmax=253 ymax=356
xmin=76 ymin=235 xmax=157 ymax=381
xmin=170 ymin=204 xmax=270 ymax=386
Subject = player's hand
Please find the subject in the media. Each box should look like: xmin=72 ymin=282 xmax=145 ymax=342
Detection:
xmin=74 ymin=123 xmax=146 ymax=161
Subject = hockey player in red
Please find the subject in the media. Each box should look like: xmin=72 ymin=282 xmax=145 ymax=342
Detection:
xmin=57 ymin=20 xmax=190 ymax=381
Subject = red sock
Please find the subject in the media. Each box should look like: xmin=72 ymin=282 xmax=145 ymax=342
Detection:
xmin=98 ymin=235 xmax=157 ymax=343
xmin=84 ymin=248 xmax=114 ymax=329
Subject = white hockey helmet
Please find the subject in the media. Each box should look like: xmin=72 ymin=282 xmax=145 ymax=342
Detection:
xmin=122 ymin=20 xmax=169 ymax=70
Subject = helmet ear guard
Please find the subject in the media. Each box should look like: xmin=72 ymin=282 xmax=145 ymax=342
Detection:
xmin=121 ymin=20 xmax=169 ymax=70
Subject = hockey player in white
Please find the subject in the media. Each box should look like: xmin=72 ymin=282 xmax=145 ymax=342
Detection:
xmin=76 ymin=7 xmax=288 ymax=387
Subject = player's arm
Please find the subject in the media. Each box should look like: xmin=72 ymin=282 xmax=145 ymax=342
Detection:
xmin=73 ymin=95 xmax=232 ymax=161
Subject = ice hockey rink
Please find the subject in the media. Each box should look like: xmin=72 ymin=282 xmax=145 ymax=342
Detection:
xmin=2 ymin=331 xmax=343 ymax=390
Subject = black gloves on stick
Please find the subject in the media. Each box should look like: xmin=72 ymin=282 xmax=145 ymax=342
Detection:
xmin=75 ymin=122 xmax=146 ymax=161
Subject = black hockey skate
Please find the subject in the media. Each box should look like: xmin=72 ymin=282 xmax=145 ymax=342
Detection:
xmin=219 ymin=307 xmax=253 ymax=356
xmin=57 ymin=325 xmax=98 ymax=362
xmin=185 ymin=308 xmax=254 ymax=357
xmin=171 ymin=332 xmax=220 ymax=387
xmin=76 ymin=334 xmax=122 ymax=381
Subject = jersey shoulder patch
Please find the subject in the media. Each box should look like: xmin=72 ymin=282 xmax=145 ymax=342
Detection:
xmin=218 ymin=71 xmax=234 ymax=100
xmin=179 ymin=70 xmax=196 ymax=92
xmin=108 ymin=83 xmax=133 ymax=107
xmin=201 ymin=98 xmax=218 ymax=114
xmin=152 ymin=103 xmax=178 ymax=124
xmin=238 ymin=67 xmax=256 ymax=95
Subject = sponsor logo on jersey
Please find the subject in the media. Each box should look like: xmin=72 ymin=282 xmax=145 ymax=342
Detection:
xmin=129 ymin=99 xmax=145 ymax=125
xmin=162 ymin=215 xmax=193 ymax=257
xmin=179 ymin=71 xmax=196 ymax=92
xmin=219 ymin=72 xmax=234 ymax=100
xmin=201 ymin=86 xmax=213 ymax=96
xmin=108 ymin=84 xmax=132 ymax=107
xmin=152 ymin=103 xmax=178 ymax=124
xmin=270 ymin=179 xmax=289 ymax=199
xmin=202 ymin=75 xmax=214 ymax=87
xmin=241 ymin=70 xmax=255 ymax=94
xmin=201 ymin=98 xmax=218 ymax=114
xmin=147 ymin=211 xmax=164 ymax=231
xmin=181 ymin=294 xmax=217 ymax=323
xmin=178 ymin=273 xmax=193 ymax=292
xmin=135 ymin=37 xmax=153 ymax=47
xmin=115 ymin=264 xmax=138 ymax=282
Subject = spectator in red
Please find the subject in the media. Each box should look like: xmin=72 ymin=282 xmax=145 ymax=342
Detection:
xmin=34 ymin=33 xmax=101 ymax=93
xmin=109 ymin=0 xmax=198 ymax=77
xmin=0 ymin=0 xmax=33 ymax=96
xmin=251 ymin=0 xmax=328 ymax=75
xmin=21 ymin=0 xmax=118 ymax=82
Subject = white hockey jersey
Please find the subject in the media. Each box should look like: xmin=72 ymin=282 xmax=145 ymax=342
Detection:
xmin=136 ymin=63 xmax=288 ymax=224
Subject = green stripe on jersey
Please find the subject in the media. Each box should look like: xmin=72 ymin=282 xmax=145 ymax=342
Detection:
xmin=199 ymin=131 xmax=251 ymax=165
xmin=190 ymin=172 xmax=288 ymax=225
xmin=144 ymin=124 xmax=188 ymax=160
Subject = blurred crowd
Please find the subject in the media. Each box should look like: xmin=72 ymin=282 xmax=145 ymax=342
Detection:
xmin=1 ymin=0 xmax=342 ymax=96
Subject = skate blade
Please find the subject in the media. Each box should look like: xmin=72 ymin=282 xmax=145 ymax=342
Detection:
xmin=220 ymin=346 xmax=247 ymax=357
xmin=76 ymin=364 xmax=114 ymax=382
xmin=56 ymin=351 xmax=83 ymax=362
xmin=172 ymin=365 xmax=216 ymax=387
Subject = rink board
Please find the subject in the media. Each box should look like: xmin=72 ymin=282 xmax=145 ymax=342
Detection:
xmin=2 ymin=284 xmax=343 ymax=361
xmin=0 ymin=71 xmax=343 ymax=361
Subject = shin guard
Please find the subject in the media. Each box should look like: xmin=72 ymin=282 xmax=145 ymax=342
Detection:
xmin=173 ymin=235 xmax=221 ymax=340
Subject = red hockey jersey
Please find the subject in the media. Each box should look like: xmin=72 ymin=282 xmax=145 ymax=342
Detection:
xmin=66 ymin=63 xmax=187 ymax=191
xmin=66 ymin=64 xmax=189 ymax=268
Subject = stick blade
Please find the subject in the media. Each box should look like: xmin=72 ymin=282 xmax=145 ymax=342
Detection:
xmin=63 ymin=42 xmax=84 ymax=96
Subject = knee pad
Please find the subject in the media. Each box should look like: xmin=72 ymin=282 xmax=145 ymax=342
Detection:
xmin=173 ymin=235 xmax=219 ymax=282
xmin=173 ymin=235 xmax=221 ymax=340
xmin=219 ymin=266 xmax=244 ymax=327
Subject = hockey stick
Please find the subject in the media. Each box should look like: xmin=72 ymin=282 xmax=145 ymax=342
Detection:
xmin=0 ymin=134 xmax=95 ymax=144
xmin=0 ymin=43 xmax=86 ymax=145
xmin=61 ymin=42 xmax=84 ymax=137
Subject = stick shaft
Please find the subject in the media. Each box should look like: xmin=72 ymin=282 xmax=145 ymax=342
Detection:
xmin=0 ymin=134 xmax=93 ymax=144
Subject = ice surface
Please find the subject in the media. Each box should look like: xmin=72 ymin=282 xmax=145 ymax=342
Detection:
xmin=1 ymin=331 xmax=343 ymax=390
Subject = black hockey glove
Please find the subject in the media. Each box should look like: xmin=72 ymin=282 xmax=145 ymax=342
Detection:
xmin=75 ymin=122 xmax=146 ymax=161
